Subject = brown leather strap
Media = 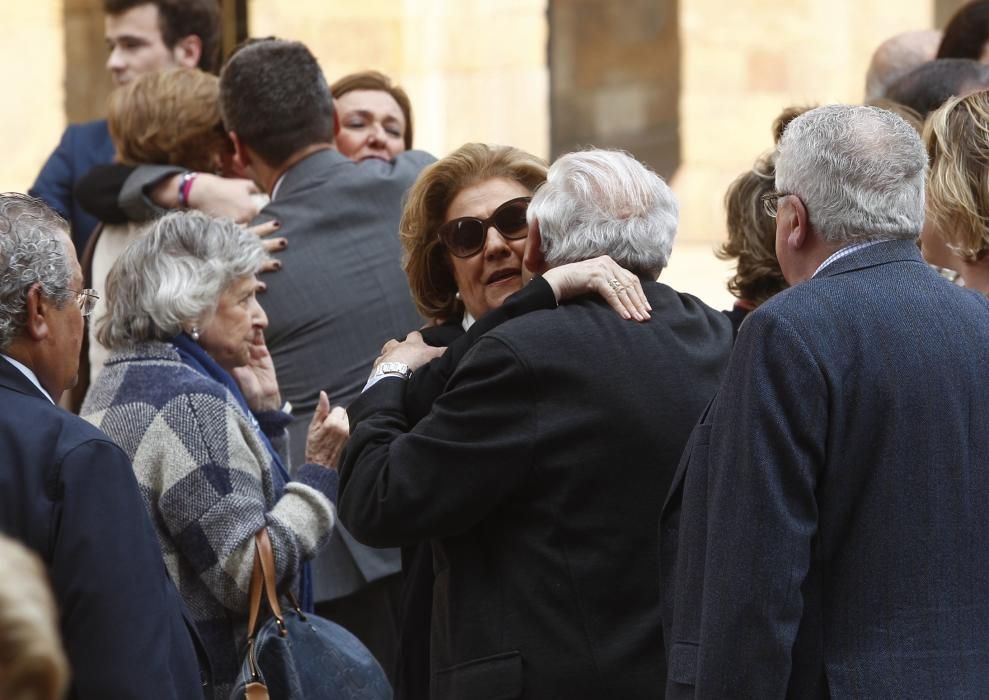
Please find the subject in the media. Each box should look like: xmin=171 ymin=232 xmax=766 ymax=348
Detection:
xmin=254 ymin=529 xmax=285 ymax=628
xmin=245 ymin=681 xmax=269 ymax=700
xmin=245 ymin=539 xmax=265 ymax=639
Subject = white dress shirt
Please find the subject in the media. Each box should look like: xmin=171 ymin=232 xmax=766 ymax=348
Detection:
xmin=0 ymin=354 xmax=54 ymax=404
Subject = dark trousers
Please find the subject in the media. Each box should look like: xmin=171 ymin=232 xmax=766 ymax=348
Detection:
xmin=316 ymin=573 xmax=402 ymax=683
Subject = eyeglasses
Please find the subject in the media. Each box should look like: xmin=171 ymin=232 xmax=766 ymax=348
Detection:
xmin=65 ymin=288 xmax=99 ymax=317
xmin=437 ymin=196 xmax=532 ymax=258
xmin=760 ymin=190 xmax=788 ymax=218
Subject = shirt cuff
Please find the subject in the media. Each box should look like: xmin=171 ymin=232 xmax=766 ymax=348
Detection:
xmin=362 ymin=372 xmax=408 ymax=393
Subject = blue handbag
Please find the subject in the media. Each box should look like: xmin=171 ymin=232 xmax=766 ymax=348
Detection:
xmin=230 ymin=529 xmax=393 ymax=700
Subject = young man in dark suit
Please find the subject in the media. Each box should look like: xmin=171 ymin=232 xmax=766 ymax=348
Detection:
xmin=661 ymin=104 xmax=989 ymax=698
xmin=339 ymin=149 xmax=732 ymax=699
xmin=29 ymin=0 xmax=220 ymax=253
xmin=0 ymin=193 xmax=210 ymax=698
xmin=218 ymin=38 xmax=435 ymax=674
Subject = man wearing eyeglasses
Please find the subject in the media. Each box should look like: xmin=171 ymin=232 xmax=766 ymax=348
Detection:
xmin=0 ymin=193 xmax=212 ymax=698
xmin=661 ymin=105 xmax=989 ymax=698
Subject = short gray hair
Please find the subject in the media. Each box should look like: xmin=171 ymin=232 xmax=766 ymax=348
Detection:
xmin=0 ymin=194 xmax=73 ymax=351
xmin=776 ymin=104 xmax=926 ymax=243
xmin=97 ymin=211 xmax=267 ymax=349
xmin=529 ymin=149 xmax=678 ymax=278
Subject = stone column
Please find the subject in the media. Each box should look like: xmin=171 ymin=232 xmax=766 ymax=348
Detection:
xmin=548 ymin=0 xmax=680 ymax=178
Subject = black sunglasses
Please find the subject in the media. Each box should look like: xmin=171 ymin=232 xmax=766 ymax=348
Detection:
xmin=437 ymin=196 xmax=532 ymax=258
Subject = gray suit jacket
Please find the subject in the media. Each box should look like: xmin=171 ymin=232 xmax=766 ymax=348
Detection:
xmin=661 ymin=241 xmax=989 ymax=698
xmin=256 ymin=148 xmax=433 ymax=600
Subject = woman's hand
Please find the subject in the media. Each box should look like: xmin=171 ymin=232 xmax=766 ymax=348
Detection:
xmin=306 ymin=391 xmax=349 ymax=468
xmin=231 ymin=329 xmax=282 ymax=413
xmin=246 ymin=220 xmax=287 ymax=276
xmin=542 ymin=255 xmax=652 ymax=321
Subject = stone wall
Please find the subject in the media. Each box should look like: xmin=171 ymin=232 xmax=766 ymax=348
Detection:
xmin=2 ymin=2 xmax=68 ymax=192
xmin=249 ymin=0 xmax=550 ymax=161
xmin=549 ymin=0 xmax=680 ymax=179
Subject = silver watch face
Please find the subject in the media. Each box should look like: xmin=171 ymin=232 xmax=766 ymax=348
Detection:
xmin=378 ymin=362 xmax=411 ymax=377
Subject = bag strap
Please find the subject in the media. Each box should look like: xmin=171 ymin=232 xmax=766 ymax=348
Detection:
xmin=246 ymin=528 xmax=286 ymax=640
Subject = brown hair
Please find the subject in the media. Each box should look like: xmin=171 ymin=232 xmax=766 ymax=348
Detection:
xmin=331 ymin=70 xmax=414 ymax=150
xmin=717 ymin=151 xmax=788 ymax=306
xmin=103 ymin=0 xmax=222 ymax=73
xmin=0 ymin=535 xmax=69 ymax=700
xmin=401 ymin=143 xmax=548 ymax=321
xmin=108 ymin=68 xmax=230 ymax=173
xmin=924 ymin=90 xmax=989 ymax=260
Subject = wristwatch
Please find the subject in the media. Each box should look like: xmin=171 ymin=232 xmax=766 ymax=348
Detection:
xmin=373 ymin=361 xmax=412 ymax=380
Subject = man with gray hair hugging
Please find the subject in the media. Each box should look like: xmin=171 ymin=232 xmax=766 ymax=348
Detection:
xmin=338 ymin=148 xmax=732 ymax=698
xmin=662 ymin=104 xmax=989 ymax=698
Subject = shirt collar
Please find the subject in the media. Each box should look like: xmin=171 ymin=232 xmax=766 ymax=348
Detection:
xmin=0 ymin=354 xmax=54 ymax=404
xmin=270 ymin=172 xmax=288 ymax=202
xmin=461 ymin=310 xmax=476 ymax=332
xmin=812 ymin=240 xmax=885 ymax=278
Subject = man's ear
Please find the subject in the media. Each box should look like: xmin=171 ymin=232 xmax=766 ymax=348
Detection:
xmin=229 ymin=131 xmax=251 ymax=172
xmin=173 ymin=35 xmax=203 ymax=68
xmin=523 ymin=219 xmax=547 ymax=274
xmin=22 ymin=284 xmax=51 ymax=342
xmin=781 ymin=195 xmax=809 ymax=252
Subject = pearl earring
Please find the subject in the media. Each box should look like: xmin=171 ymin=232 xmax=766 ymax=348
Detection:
xmin=455 ymin=291 xmax=462 ymax=300
xmin=190 ymin=327 xmax=200 ymax=341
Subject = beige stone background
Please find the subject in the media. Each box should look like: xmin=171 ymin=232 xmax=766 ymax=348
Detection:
xmin=0 ymin=0 xmax=967 ymax=309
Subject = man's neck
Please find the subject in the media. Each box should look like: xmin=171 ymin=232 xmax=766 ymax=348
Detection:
xmin=253 ymin=143 xmax=335 ymax=195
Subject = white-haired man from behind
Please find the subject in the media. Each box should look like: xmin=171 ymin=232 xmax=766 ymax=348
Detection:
xmin=338 ymin=148 xmax=733 ymax=699
xmin=662 ymin=104 xmax=989 ymax=698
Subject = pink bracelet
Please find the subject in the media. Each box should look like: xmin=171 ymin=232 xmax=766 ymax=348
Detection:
xmin=178 ymin=171 xmax=199 ymax=208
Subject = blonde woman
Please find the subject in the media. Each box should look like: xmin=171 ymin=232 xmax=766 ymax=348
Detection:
xmin=924 ymin=90 xmax=989 ymax=293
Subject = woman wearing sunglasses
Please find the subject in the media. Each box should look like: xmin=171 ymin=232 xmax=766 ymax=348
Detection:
xmin=390 ymin=143 xmax=647 ymax=700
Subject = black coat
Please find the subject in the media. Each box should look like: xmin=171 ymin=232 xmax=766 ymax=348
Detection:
xmin=340 ymin=281 xmax=732 ymax=699
xmin=0 ymin=357 xmax=211 ymax=699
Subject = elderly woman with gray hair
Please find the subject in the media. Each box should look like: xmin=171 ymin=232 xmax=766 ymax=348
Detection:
xmin=81 ymin=211 xmax=346 ymax=695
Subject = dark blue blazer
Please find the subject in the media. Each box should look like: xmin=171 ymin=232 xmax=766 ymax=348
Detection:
xmin=0 ymin=356 xmax=211 ymax=699
xmin=29 ymin=119 xmax=115 ymax=253
xmin=660 ymin=241 xmax=989 ymax=698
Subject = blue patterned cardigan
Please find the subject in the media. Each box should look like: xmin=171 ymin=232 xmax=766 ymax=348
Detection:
xmin=82 ymin=341 xmax=338 ymax=694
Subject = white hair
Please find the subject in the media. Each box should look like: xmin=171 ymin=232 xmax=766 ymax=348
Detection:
xmin=97 ymin=211 xmax=267 ymax=350
xmin=775 ymin=104 xmax=926 ymax=243
xmin=0 ymin=194 xmax=73 ymax=351
xmin=528 ymin=149 xmax=678 ymax=278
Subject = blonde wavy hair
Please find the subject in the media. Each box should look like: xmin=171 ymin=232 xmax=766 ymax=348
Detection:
xmin=108 ymin=68 xmax=231 ymax=173
xmin=401 ymin=143 xmax=547 ymax=321
xmin=924 ymin=90 xmax=989 ymax=261
xmin=0 ymin=535 xmax=68 ymax=700
xmin=717 ymin=152 xmax=788 ymax=305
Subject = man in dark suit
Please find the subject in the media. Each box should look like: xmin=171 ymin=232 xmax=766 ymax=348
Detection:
xmin=661 ymin=104 xmax=989 ymax=698
xmin=30 ymin=0 xmax=220 ymax=252
xmin=218 ymin=38 xmax=433 ymax=672
xmin=339 ymin=149 xmax=732 ymax=698
xmin=0 ymin=193 xmax=209 ymax=698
